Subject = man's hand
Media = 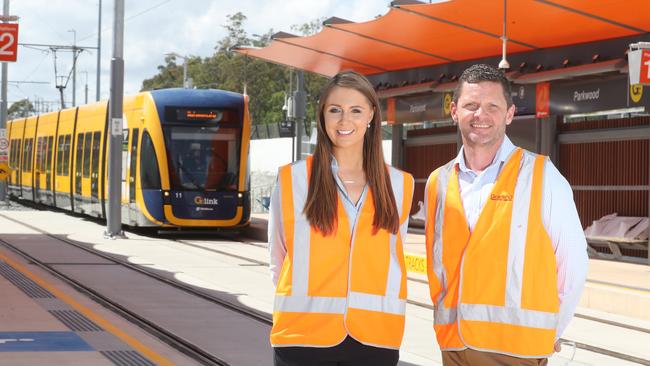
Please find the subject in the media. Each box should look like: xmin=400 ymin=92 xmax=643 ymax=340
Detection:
xmin=554 ymin=341 xmax=562 ymax=353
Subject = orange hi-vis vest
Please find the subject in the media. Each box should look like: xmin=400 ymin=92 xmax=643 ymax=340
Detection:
xmin=424 ymin=148 xmax=559 ymax=358
xmin=272 ymin=156 xmax=414 ymax=349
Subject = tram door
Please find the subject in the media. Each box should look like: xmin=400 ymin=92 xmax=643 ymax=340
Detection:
xmin=127 ymin=128 xmax=139 ymax=225
xmin=90 ymin=131 xmax=101 ymax=216
xmin=81 ymin=131 xmax=99 ymax=214
xmin=34 ymin=137 xmax=44 ymax=200
xmin=73 ymin=133 xmax=85 ymax=212
xmin=34 ymin=136 xmax=53 ymax=204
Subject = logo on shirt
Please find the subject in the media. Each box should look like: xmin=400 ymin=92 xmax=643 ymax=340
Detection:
xmin=490 ymin=193 xmax=513 ymax=201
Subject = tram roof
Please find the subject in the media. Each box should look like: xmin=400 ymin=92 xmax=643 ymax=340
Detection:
xmin=234 ymin=0 xmax=650 ymax=77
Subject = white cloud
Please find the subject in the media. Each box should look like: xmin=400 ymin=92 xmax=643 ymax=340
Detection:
xmin=8 ymin=0 xmax=390 ymax=110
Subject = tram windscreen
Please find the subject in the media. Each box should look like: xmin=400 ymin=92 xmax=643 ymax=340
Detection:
xmin=164 ymin=125 xmax=241 ymax=191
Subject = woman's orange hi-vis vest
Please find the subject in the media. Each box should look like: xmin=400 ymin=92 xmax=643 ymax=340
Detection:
xmin=272 ymin=156 xmax=414 ymax=349
xmin=425 ymin=148 xmax=559 ymax=358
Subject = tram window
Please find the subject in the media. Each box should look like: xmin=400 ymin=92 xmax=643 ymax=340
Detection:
xmin=40 ymin=137 xmax=47 ymax=172
xmin=56 ymin=136 xmax=64 ymax=175
xmin=140 ymin=131 xmax=161 ymax=190
xmin=39 ymin=137 xmax=47 ymax=173
xmin=91 ymin=131 xmax=100 ymax=177
xmin=164 ymin=125 xmax=241 ymax=191
xmin=63 ymin=134 xmax=71 ymax=176
xmin=21 ymin=140 xmax=27 ymax=171
xmin=83 ymin=131 xmax=92 ymax=178
xmin=46 ymin=136 xmax=54 ymax=173
xmin=9 ymin=140 xmax=13 ymax=168
xmin=129 ymin=129 xmax=139 ymax=201
xmin=22 ymin=139 xmax=33 ymax=172
xmin=14 ymin=140 xmax=21 ymax=170
xmin=36 ymin=137 xmax=43 ymax=172
xmin=75 ymin=133 xmax=84 ymax=178
xmin=9 ymin=140 xmax=15 ymax=168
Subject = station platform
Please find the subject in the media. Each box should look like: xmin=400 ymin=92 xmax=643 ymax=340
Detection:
xmin=0 ymin=229 xmax=195 ymax=365
xmin=0 ymin=204 xmax=648 ymax=366
xmin=248 ymin=213 xmax=650 ymax=322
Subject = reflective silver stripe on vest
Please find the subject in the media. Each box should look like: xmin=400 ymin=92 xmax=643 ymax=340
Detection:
xmin=385 ymin=167 xmax=405 ymax=297
xmin=434 ymin=306 xmax=457 ymax=325
xmin=291 ymin=161 xmax=310 ymax=296
xmin=275 ymin=295 xmax=347 ymax=314
xmin=433 ymin=162 xmax=454 ymax=304
xmin=504 ymin=151 xmax=536 ymax=309
xmin=349 ymin=291 xmax=406 ymax=315
xmin=459 ymin=303 xmax=558 ymax=329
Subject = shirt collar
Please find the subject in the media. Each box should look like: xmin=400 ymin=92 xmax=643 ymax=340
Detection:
xmin=455 ymin=135 xmax=516 ymax=174
xmin=331 ymin=155 xmax=340 ymax=173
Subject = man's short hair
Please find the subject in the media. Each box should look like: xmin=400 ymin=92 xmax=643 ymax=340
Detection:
xmin=452 ymin=64 xmax=513 ymax=107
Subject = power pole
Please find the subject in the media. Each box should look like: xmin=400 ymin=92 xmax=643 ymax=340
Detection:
xmin=293 ymin=70 xmax=306 ymax=161
xmin=84 ymin=71 xmax=88 ymax=104
xmin=104 ymin=0 xmax=124 ymax=238
xmin=69 ymin=29 xmax=77 ymax=106
xmin=96 ymin=0 xmax=101 ymax=101
xmin=0 ymin=0 xmax=10 ymax=204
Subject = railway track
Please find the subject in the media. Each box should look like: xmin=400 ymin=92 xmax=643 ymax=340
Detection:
xmin=0 ymin=212 xmax=272 ymax=366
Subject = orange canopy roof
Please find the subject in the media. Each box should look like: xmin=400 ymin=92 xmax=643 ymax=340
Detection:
xmin=235 ymin=0 xmax=650 ymax=77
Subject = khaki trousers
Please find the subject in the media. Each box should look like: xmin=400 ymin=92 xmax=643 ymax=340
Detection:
xmin=442 ymin=349 xmax=548 ymax=366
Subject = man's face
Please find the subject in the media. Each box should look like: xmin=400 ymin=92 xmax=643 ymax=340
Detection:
xmin=451 ymin=81 xmax=515 ymax=150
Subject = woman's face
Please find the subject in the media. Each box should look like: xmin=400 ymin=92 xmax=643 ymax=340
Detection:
xmin=323 ymin=86 xmax=374 ymax=153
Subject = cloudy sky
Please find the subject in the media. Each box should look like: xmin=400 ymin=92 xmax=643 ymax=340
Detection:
xmin=9 ymin=0 xmax=391 ymax=111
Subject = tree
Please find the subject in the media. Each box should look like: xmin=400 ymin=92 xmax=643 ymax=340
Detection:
xmin=217 ymin=12 xmax=249 ymax=53
xmin=8 ymin=99 xmax=35 ymax=119
xmin=140 ymin=12 xmax=329 ymax=129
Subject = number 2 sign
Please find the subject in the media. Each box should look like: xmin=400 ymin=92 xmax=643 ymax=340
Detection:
xmin=0 ymin=23 xmax=18 ymax=62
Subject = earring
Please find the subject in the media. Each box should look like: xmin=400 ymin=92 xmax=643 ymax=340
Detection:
xmin=367 ymin=123 xmax=371 ymax=128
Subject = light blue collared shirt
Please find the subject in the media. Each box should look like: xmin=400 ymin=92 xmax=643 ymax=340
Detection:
xmin=331 ymin=156 xmax=369 ymax=234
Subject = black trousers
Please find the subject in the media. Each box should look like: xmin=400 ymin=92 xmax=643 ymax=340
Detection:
xmin=273 ymin=336 xmax=399 ymax=366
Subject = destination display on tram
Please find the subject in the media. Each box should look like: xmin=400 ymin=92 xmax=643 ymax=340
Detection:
xmin=164 ymin=106 xmax=241 ymax=126
xmin=175 ymin=108 xmax=228 ymax=122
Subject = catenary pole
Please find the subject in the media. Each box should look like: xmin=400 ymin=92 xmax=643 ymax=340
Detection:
xmin=96 ymin=0 xmax=101 ymax=101
xmin=293 ymin=70 xmax=306 ymax=161
xmin=0 ymin=0 xmax=10 ymax=204
xmin=104 ymin=0 xmax=124 ymax=238
xmin=70 ymin=29 xmax=76 ymax=106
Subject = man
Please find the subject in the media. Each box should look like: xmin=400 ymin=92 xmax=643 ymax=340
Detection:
xmin=424 ymin=64 xmax=588 ymax=366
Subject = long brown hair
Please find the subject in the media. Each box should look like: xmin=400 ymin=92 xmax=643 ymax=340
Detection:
xmin=303 ymin=70 xmax=399 ymax=236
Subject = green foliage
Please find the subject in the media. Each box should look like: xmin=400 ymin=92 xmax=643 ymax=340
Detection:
xmin=8 ymin=99 xmax=35 ymax=119
xmin=141 ymin=12 xmax=329 ymax=127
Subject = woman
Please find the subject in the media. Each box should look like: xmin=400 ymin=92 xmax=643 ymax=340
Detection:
xmin=268 ymin=70 xmax=414 ymax=366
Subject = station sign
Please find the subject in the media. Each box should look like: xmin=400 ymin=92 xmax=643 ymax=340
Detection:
xmin=629 ymin=48 xmax=650 ymax=86
xmin=0 ymin=23 xmax=18 ymax=62
xmin=0 ymin=128 xmax=8 ymax=163
xmin=549 ymin=76 xmax=650 ymax=115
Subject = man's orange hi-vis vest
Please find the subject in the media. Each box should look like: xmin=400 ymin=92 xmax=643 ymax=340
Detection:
xmin=272 ymin=156 xmax=414 ymax=349
xmin=425 ymin=148 xmax=559 ymax=357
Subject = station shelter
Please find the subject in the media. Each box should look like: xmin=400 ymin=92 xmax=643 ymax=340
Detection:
xmin=235 ymin=0 xmax=650 ymax=263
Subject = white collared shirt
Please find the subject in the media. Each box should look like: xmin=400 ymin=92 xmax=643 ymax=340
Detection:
xmin=455 ymin=136 xmax=588 ymax=339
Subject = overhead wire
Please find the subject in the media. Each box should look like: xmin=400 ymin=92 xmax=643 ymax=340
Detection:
xmin=76 ymin=0 xmax=175 ymax=43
